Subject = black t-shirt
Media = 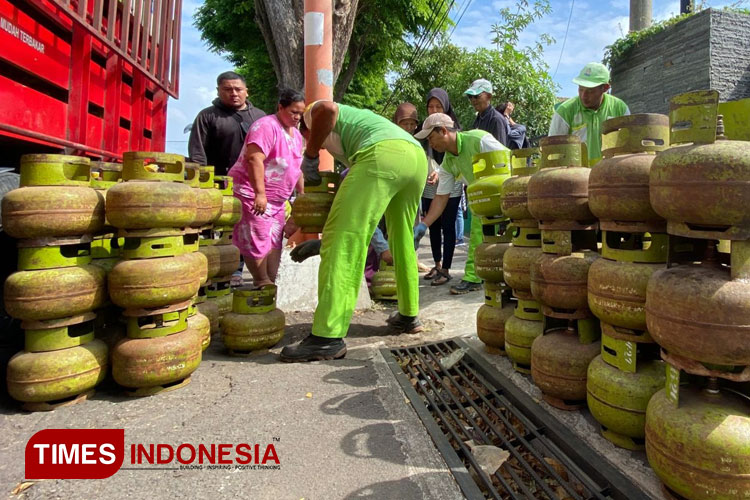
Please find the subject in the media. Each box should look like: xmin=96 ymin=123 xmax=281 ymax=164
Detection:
xmin=188 ymin=99 xmax=266 ymax=176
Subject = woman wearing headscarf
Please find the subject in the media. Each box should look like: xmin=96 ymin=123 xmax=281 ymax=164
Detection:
xmin=420 ymin=88 xmax=464 ymax=286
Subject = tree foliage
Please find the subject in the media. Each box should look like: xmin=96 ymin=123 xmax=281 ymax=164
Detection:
xmin=391 ymin=1 xmax=558 ymax=139
xmin=193 ymin=0 xmax=449 ymax=113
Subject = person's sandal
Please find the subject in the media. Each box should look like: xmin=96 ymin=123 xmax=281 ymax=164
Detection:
xmin=424 ymin=266 xmax=440 ymax=280
xmin=431 ymin=269 xmax=452 ymax=286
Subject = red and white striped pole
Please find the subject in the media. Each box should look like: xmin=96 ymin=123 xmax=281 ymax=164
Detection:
xmin=304 ymin=0 xmax=334 ymax=172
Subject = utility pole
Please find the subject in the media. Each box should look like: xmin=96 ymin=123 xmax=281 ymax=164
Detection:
xmin=303 ymin=0 xmax=334 ymax=173
xmin=629 ymin=0 xmax=652 ymax=32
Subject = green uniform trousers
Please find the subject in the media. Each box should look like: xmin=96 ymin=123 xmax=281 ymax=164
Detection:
xmin=313 ymin=140 xmax=427 ymax=338
xmin=462 ymin=209 xmax=483 ymax=283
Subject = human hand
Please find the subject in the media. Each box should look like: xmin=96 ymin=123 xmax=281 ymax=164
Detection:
xmin=380 ymin=249 xmax=393 ymax=265
xmin=414 ymin=222 xmax=428 ymax=249
xmin=253 ymin=193 xmax=267 ymax=215
xmin=301 ymin=153 xmax=321 ymax=186
xmin=427 ymin=171 xmax=439 ymax=185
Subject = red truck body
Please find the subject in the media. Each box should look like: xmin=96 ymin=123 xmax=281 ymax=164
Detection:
xmin=0 ymin=0 xmax=181 ymax=161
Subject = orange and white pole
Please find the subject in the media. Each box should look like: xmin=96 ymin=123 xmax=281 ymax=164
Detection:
xmin=304 ymin=0 xmax=334 ymax=172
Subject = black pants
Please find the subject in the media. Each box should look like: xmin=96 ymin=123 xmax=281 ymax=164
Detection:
xmin=421 ymin=196 xmax=461 ymax=270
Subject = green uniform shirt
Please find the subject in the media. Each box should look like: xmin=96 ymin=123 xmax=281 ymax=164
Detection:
xmin=548 ymin=94 xmax=630 ymax=164
xmin=306 ymin=102 xmax=420 ymax=167
xmin=437 ymin=130 xmax=508 ymax=195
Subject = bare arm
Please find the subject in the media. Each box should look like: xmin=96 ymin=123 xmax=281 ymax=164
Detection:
xmin=244 ymin=143 xmax=267 ymax=215
xmin=422 ymin=194 xmax=450 ymax=226
xmin=304 ymin=101 xmax=339 ymax=157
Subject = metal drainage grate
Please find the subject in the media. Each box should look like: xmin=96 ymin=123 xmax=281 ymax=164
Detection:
xmin=384 ymin=338 xmax=650 ymax=500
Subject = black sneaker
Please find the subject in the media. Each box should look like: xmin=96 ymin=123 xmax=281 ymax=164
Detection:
xmin=386 ymin=311 xmax=424 ymax=334
xmin=279 ymin=335 xmax=347 ymax=362
xmin=450 ymin=279 xmax=483 ymax=295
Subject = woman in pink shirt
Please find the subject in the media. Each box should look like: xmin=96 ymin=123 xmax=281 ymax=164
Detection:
xmin=229 ymin=89 xmax=305 ymax=287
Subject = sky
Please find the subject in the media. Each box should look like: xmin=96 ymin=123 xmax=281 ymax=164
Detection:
xmin=164 ymin=0 xmax=740 ymax=155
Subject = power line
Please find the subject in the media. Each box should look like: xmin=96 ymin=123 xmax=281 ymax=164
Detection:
xmin=380 ymin=0 xmax=456 ymax=113
xmin=446 ymin=0 xmax=473 ymax=40
xmin=379 ymin=0 xmax=452 ymax=113
xmin=552 ymin=0 xmax=575 ymax=79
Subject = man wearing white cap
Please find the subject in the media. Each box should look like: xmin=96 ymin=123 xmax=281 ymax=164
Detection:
xmin=413 ymin=113 xmax=508 ymax=294
xmin=465 ymin=78 xmax=510 ymax=147
xmin=548 ymin=62 xmax=630 ymax=165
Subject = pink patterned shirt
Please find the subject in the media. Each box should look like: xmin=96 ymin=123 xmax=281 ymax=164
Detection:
xmin=228 ymin=114 xmax=303 ymax=204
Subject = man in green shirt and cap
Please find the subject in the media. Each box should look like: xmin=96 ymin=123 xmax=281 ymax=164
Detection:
xmin=414 ymin=113 xmax=509 ymax=295
xmin=548 ymin=62 xmax=630 ymax=165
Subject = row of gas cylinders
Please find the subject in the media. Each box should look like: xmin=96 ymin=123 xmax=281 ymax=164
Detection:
xmin=470 ymin=90 xmax=750 ymax=499
xmin=1 ymin=152 xmax=246 ymax=407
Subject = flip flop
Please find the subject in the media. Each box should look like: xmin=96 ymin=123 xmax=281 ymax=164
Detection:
xmin=431 ymin=269 xmax=452 ymax=286
xmin=424 ymin=266 xmax=440 ymax=280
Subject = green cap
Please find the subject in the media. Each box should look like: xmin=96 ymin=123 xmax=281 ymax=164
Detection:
xmin=572 ymin=62 xmax=610 ymax=88
xmin=464 ymin=78 xmax=493 ymax=96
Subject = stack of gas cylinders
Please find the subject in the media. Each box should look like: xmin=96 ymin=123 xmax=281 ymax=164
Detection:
xmin=201 ymin=173 xmax=241 ymax=320
xmin=585 ymin=114 xmax=669 ymax=450
xmin=106 ymin=152 xmax=205 ymax=396
xmin=527 ymin=136 xmax=601 ymax=410
xmin=501 ymin=148 xmax=544 ymax=373
xmin=642 ymin=90 xmax=750 ymax=500
xmin=3 ymin=155 xmax=109 ymax=410
xmin=467 ymin=150 xmax=513 ymax=354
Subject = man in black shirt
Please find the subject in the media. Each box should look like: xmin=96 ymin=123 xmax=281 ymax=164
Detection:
xmin=188 ymin=71 xmax=266 ymax=176
xmin=465 ymin=78 xmax=510 ymax=148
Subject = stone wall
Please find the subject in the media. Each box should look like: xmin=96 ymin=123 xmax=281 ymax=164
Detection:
xmin=611 ymin=8 xmax=750 ymax=114
xmin=611 ymin=10 xmax=711 ymax=114
xmin=710 ymin=10 xmax=750 ymax=102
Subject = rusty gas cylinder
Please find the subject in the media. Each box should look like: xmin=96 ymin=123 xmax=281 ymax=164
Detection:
xmin=111 ymin=327 xmax=202 ymax=394
xmin=371 ymin=263 xmax=397 ymax=301
xmin=586 ymin=334 xmax=665 ymax=450
xmin=106 ymin=152 xmax=197 ymax=229
xmin=504 ymin=298 xmax=543 ymax=373
xmin=588 ymin=232 xmax=667 ymax=331
xmin=214 ymin=175 xmax=242 ymax=227
xmin=108 ymin=252 xmax=202 ymax=309
xmin=650 ymin=90 xmax=750 ymax=240
xmin=207 ymin=277 xmax=233 ymax=317
xmin=215 ymin=243 xmax=241 ymax=278
xmin=2 ymin=154 xmax=105 ymax=238
xmin=589 ymin=114 xmax=669 ymax=232
xmin=476 ymin=301 xmax=514 ymax=354
xmin=186 ymin=163 xmax=221 ymax=227
xmin=187 ymin=301 xmax=211 ymax=352
xmin=199 ymin=240 xmax=221 ymax=279
xmin=531 ymin=329 xmax=600 ymax=409
xmin=476 ymin=233 xmax=511 ymax=283
xmin=528 ymin=136 xmax=595 ymax=230
xmin=196 ymin=284 xmax=220 ymax=335
xmin=502 ymin=227 xmax=542 ymax=294
xmin=4 ymin=239 xmax=107 ymax=321
xmin=531 ymin=250 xmax=599 ymax=315
xmin=646 ymin=240 xmax=750 ymax=368
xmin=645 ymin=380 xmax=750 ymax=500
xmin=466 ymin=150 xmax=511 ymax=224
xmin=501 ymin=148 xmax=539 ymax=225
xmin=6 ymin=338 xmax=108 ymax=407
xmin=292 ymin=172 xmax=341 ymax=233
xmin=221 ymin=286 xmax=285 ymax=354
